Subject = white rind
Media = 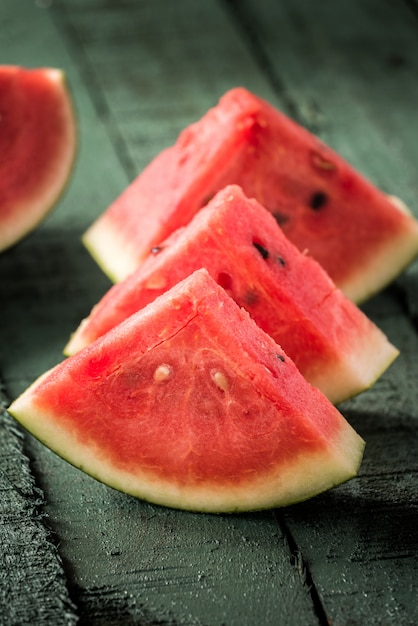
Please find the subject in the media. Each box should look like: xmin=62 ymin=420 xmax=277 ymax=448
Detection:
xmin=82 ymin=216 xmax=136 ymax=283
xmin=83 ymin=192 xmax=418 ymax=300
xmin=340 ymin=196 xmax=418 ymax=304
xmin=309 ymin=322 xmax=399 ymax=405
xmin=8 ymin=367 xmax=365 ymax=514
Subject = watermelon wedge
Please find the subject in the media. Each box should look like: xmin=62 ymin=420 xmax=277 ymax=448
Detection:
xmin=0 ymin=65 xmax=76 ymax=252
xmin=66 ymin=185 xmax=398 ymax=405
xmin=8 ymin=269 xmax=365 ymax=513
xmin=82 ymin=87 xmax=418 ymax=302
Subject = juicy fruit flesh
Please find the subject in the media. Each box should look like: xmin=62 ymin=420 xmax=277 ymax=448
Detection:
xmin=38 ymin=324 xmax=334 ymax=483
xmin=0 ymin=65 xmax=76 ymax=252
xmin=67 ymin=185 xmax=399 ymax=405
xmin=8 ymin=269 xmax=365 ymax=513
xmin=83 ymin=87 xmax=418 ymax=303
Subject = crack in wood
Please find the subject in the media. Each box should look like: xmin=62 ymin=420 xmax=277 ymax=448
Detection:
xmin=275 ymin=511 xmax=331 ymax=626
xmin=0 ymin=382 xmax=79 ymax=626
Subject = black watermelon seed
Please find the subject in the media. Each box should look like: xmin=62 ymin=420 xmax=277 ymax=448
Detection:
xmin=309 ymin=191 xmax=328 ymax=210
xmin=277 ymin=255 xmax=286 ymax=267
xmin=276 ymin=353 xmax=285 ymax=362
xmin=244 ymin=290 xmax=258 ymax=306
xmin=150 ymin=246 xmax=164 ymax=254
xmin=253 ymin=241 xmax=269 ymax=259
xmin=273 ymin=212 xmax=290 ymax=226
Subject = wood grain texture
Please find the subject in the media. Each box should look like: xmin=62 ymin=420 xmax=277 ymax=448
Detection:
xmin=0 ymin=389 xmax=78 ymax=626
xmin=51 ymin=0 xmax=280 ymax=177
xmin=1 ymin=0 xmax=418 ymax=624
xmin=279 ymin=305 xmax=418 ymax=626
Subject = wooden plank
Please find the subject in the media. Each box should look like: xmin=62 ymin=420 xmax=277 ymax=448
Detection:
xmin=0 ymin=388 xmax=78 ymax=626
xmin=51 ymin=0 xmax=281 ymax=176
xmin=2 ymin=0 xmax=417 ymax=623
xmin=230 ymin=0 xmax=418 ymax=623
xmin=0 ymin=1 xmax=321 ymax=624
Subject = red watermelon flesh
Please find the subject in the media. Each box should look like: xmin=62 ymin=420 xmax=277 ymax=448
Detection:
xmin=0 ymin=66 xmax=77 ymax=252
xmin=83 ymin=87 xmax=418 ymax=303
xmin=68 ymin=185 xmax=399 ymax=405
xmin=8 ymin=269 xmax=365 ymax=513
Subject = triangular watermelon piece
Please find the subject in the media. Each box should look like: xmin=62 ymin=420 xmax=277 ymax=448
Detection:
xmin=68 ymin=185 xmax=398 ymax=405
xmin=83 ymin=87 xmax=418 ymax=303
xmin=9 ymin=269 xmax=364 ymax=513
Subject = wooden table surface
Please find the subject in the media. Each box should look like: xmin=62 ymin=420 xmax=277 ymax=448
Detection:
xmin=1 ymin=1 xmax=417 ymax=624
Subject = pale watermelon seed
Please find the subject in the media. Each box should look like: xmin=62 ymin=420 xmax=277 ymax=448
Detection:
xmin=252 ymin=240 xmax=269 ymax=259
xmin=153 ymin=364 xmax=172 ymax=382
xmin=145 ymin=273 xmax=167 ymax=289
xmin=211 ymin=370 xmax=228 ymax=392
xmin=310 ymin=151 xmax=337 ymax=171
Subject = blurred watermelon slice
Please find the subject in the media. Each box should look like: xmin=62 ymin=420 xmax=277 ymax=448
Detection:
xmin=67 ymin=185 xmax=398 ymax=405
xmin=9 ymin=269 xmax=365 ymax=513
xmin=0 ymin=65 xmax=77 ymax=251
xmin=83 ymin=87 xmax=418 ymax=302
xmin=0 ymin=66 xmax=77 ymax=252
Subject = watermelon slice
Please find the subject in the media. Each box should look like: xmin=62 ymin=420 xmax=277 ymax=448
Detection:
xmin=83 ymin=87 xmax=418 ymax=302
xmin=67 ymin=185 xmax=398 ymax=405
xmin=0 ymin=65 xmax=76 ymax=252
xmin=8 ymin=269 xmax=365 ymax=513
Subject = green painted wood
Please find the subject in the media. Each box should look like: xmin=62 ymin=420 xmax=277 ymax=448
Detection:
xmin=51 ymin=0 xmax=280 ymax=177
xmin=0 ymin=388 xmax=78 ymax=626
xmin=2 ymin=0 xmax=418 ymax=623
